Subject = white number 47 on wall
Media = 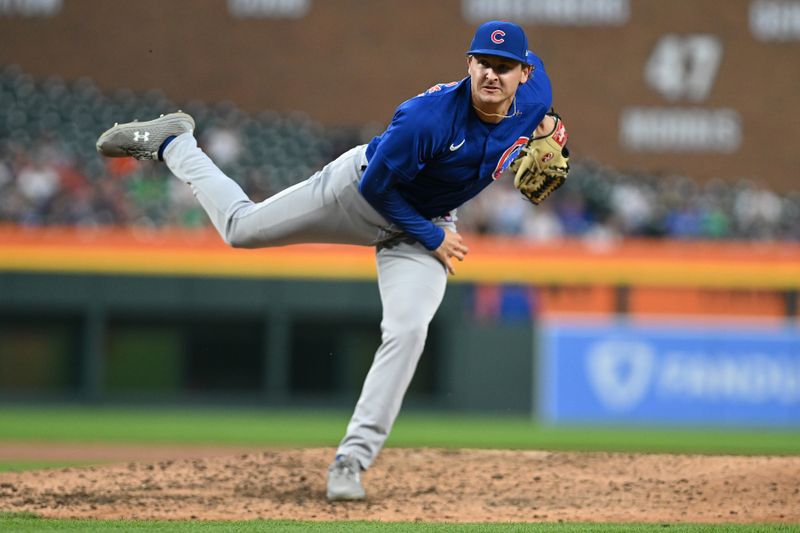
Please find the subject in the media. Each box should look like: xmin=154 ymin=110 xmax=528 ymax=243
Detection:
xmin=645 ymin=34 xmax=723 ymax=102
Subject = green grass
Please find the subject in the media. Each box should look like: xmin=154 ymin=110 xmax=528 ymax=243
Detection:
xmin=0 ymin=515 xmax=796 ymax=532
xmin=1 ymin=408 xmax=798 ymax=530
xmin=0 ymin=406 xmax=799 ymax=456
xmin=0 ymin=460 xmax=96 ymax=472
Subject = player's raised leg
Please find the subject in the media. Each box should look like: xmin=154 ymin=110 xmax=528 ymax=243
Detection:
xmin=327 ymin=235 xmax=449 ymax=500
xmin=96 ymin=113 xmax=390 ymax=248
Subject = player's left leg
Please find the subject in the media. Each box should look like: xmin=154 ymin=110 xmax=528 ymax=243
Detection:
xmin=96 ymin=113 xmax=391 ymax=248
xmin=327 ymin=225 xmax=452 ymax=501
xmin=162 ymin=133 xmax=389 ymax=247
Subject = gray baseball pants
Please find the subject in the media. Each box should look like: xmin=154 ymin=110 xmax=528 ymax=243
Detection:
xmin=163 ymin=133 xmax=453 ymax=469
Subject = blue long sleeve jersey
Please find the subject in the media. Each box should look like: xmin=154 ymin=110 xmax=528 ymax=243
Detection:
xmin=359 ymin=53 xmax=552 ymax=250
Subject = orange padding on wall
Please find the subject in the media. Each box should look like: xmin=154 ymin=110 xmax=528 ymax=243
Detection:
xmin=630 ymin=287 xmax=787 ymax=317
xmin=533 ymin=285 xmax=789 ymax=317
xmin=0 ymin=225 xmax=798 ymax=288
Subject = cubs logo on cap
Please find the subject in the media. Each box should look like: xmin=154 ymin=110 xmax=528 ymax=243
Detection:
xmin=467 ymin=21 xmax=529 ymax=64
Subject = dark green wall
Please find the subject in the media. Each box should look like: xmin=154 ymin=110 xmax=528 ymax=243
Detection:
xmin=0 ymin=272 xmax=535 ymax=413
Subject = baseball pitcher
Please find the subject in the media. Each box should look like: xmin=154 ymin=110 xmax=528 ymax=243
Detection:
xmin=96 ymin=20 xmax=569 ymax=501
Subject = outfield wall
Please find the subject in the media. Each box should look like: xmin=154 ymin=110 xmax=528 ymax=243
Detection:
xmin=1 ymin=226 xmax=798 ymax=421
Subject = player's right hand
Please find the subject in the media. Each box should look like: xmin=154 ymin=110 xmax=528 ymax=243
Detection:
xmin=433 ymin=228 xmax=469 ymax=275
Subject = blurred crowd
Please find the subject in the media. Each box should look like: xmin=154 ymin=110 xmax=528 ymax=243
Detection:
xmin=461 ymin=161 xmax=800 ymax=242
xmin=1 ymin=65 xmax=798 ymax=241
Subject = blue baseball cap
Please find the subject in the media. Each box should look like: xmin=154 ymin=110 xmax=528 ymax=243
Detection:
xmin=467 ymin=21 xmax=529 ymax=64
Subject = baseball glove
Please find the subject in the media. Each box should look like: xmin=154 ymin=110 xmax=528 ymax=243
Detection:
xmin=509 ymin=112 xmax=570 ymax=204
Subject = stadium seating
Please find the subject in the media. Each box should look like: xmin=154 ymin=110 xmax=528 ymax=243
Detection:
xmin=1 ymin=65 xmax=798 ymax=241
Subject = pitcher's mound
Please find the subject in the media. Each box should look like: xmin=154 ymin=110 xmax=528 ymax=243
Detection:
xmin=1 ymin=447 xmax=798 ymax=523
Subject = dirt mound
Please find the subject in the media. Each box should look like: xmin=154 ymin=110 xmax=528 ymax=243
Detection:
xmin=1 ymin=447 xmax=798 ymax=523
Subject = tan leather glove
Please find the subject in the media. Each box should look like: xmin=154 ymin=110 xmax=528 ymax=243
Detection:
xmin=509 ymin=112 xmax=570 ymax=204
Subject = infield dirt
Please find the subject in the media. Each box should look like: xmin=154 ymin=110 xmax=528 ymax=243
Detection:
xmin=0 ymin=445 xmax=798 ymax=524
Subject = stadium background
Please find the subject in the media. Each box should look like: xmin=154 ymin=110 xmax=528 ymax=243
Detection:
xmin=1 ymin=0 xmax=799 ymax=426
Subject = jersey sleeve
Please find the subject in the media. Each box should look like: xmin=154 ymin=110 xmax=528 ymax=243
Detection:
xmin=359 ymin=158 xmax=445 ymax=251
xmin=358 ymin=103 xmax=446 ymax=250
xmin=369 ymin=103 xmax=439 ymax=180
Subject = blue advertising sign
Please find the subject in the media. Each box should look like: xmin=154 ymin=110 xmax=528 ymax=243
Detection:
xmin=538 ymin=321 xmax=800 ymax=426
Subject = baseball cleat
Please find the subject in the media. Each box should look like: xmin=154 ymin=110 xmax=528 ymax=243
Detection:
xmin=326 ymin=454 xmax=366 ymax=501
xmin=96 ymin=111 xmax=195 ymax=160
